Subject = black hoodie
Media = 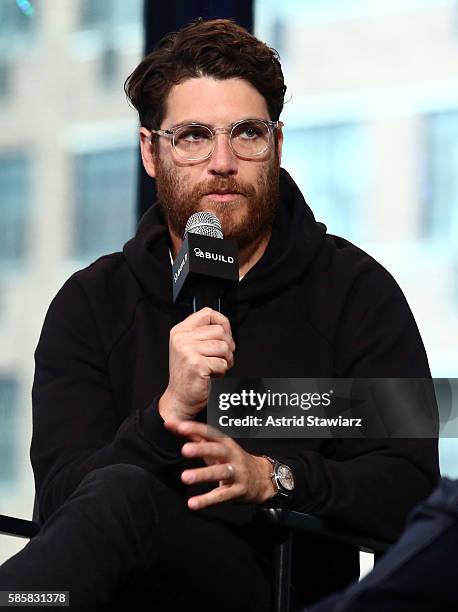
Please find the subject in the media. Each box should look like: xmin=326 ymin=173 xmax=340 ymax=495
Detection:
xmin=31 ymin=168 xmax=439 ymax=603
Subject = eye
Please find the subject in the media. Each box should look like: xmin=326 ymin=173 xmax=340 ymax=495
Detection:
xmin=233 ymin=121 xmax=265 ymax=140
xmin=176 ymin=126 xmax=211 ymax=142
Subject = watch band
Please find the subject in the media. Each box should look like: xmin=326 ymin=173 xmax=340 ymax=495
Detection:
xmin=263 ymin=455 xmax=279 ymax=495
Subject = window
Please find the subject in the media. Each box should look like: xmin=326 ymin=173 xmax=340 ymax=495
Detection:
xmin=100 ymin=46 xmax=118 ymax=88
xmin=0 ymin=153 xmax=30 ymax=266
xmin=0 ymin=62 xmax=11 ymax=98
xmin=270 ymin=16 xmax=286 ymax=55
xmin=75 ymin=0 xmax=142 ymax=89
xmin=0 ymin=0 xmax=36 ymax=38
xmin=423 ymin=111 xmax=458 ymax=243
xmin=0 ymin=378 xmax=18 ymax=483
xmin=79 ymin=0 xmax=142 ymax=30
xmin=256 ymin=0 xmax=456 ymax=24
xmin=281 ymin=124 xmax=367 ymax=240
xmin=73 ymin=147 xmax=137 ymax=260
xmin=0 ymin=0 xmax=143 ymax=564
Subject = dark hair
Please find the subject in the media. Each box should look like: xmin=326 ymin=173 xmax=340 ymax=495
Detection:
xmin=124 ymin=18 xmax=286 ymax=130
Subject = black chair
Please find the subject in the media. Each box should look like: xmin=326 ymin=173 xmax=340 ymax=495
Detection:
xmin=1 ymin=502 xmax=389 ymax=612
xmin=0 ymin=498 xmax=40 ymax=539
xmin=258 ymin=507 xmax=389 ymax=612
xmin=0 ymin=513 xmax=39 ymax=540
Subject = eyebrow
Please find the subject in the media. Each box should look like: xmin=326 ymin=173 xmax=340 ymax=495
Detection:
xmin=168 ymin=120 xmax=210 ymax=129
xmin=168 ymin=117 xmax=269 ymax=130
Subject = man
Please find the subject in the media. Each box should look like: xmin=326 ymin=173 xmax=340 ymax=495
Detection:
xmin=0 ymin=18 xmax=438 ymax=611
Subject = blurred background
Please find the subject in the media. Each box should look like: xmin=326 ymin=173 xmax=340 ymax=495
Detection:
xmin=0 ymin=0 xmax=457 ymax=563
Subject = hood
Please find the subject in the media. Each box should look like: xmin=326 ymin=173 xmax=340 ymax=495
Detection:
xmin=123 ymin=168 xmax=327 ymax=307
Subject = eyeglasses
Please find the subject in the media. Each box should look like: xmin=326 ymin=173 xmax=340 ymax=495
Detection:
xmin=149 ymin=118 xmax=283 ymax=162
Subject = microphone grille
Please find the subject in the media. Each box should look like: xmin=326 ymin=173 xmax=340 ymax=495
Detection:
xmin=184 ymin=212 xmax=223 ymax=239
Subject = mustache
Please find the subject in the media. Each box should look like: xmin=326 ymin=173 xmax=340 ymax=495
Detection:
xmin=190 ymin=178 xmax=256 ymax=199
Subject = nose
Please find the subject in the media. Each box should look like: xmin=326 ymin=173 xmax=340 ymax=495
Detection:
xmin=206 ymin=131 xmax=238 ymax=176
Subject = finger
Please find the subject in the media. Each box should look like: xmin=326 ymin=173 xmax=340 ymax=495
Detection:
xmin=175 ymin=420 xmax=227 ymax=441
xmin=191 ymin=341 xmax=234 ymax=369
xmin=181 ymin=440 xmax=228 ymax=460
xmin=170 ymin=336 xmax=233 ymax=370
xmin=163 ymin=419 xmax=207 ymax=442
xmin=181 ymin=462 xmax=234 ymax=485
xmin=188 ymin=483 xmax=242 ymax=510
xmin=172 ymin=326 xmax=235 ymax=353
xmin=197 ymin=308 xmax=232 ymax=337
xmin=173 ymin=308 xmax=232 ymax=335
xmin=189 ymin=326 xmax=236 ymax=351
xmin=185 ymin=339 xmax=233 ymax=365
xmin=206 ymin=356 xmax=233 ymax=376
xmin=163 ymin=419 xmax=208 ymax=443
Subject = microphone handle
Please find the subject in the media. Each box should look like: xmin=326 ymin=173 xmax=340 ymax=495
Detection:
xmin=192 ymin=277 xmax=223 ymax=313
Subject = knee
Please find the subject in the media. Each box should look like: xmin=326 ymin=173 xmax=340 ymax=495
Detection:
xmin=80 ymin=464 xmax=163 ymax=501
xmin=73 ymin=464 xmax=185 ymax=528
xmin=83 ymin=463 xmax=153 ymax=487
xmin=67 ymin=465 xmax=167 ymax=533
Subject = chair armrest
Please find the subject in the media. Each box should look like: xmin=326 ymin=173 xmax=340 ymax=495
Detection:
xmin=258 ymin=507 xmax=390 ymax=554
xmin=0 ymin=514 xmax=40 ymax=539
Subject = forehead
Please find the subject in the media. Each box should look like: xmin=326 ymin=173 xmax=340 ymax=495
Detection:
xmin=162 ymin=77 xmax=270 ymax=127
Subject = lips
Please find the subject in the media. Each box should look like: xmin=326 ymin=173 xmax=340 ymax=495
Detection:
xmin=205 ymin=192 xmax=241 ymax=201
xmin=206 ymin=190 xmax=240 ymax=195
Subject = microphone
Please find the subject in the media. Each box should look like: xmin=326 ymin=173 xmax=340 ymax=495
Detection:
xmin=184 ymin=211 xmax=224 ymax=240
xmin=172 ymin=212 xmax=239 ymax=313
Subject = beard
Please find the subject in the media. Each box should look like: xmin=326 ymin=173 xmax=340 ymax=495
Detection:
xmin=154 ymin=155 xmax=280 ymax=250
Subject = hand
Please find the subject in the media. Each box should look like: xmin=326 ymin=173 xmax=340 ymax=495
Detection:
xmin=159 ymin=308 xmax=235 ymax=422
xmin=164 ymin=419 xmax=276 ymax=510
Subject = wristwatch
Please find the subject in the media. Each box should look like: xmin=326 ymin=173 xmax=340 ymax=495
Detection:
xmin=262 ymin=456 xmax=295 ymax=503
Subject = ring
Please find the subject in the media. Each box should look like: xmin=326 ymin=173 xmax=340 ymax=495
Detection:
xmin=226 ymin=463 xmax=235 ymax=481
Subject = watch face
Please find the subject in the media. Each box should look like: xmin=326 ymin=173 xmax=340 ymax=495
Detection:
xmin=277 ymin=464 xmax=294 ymax=491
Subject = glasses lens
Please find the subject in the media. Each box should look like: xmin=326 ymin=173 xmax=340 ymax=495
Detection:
xmin=174 ymin=125 xmax=213 ymax=160
xmin=231 ymin=120 xmax=270 ymax=157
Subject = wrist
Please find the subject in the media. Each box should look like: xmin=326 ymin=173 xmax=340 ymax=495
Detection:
xmin=255 ymin=456 xmax=276 ymax=503
xmin=158 ymin=389 xmax=194 ymax=422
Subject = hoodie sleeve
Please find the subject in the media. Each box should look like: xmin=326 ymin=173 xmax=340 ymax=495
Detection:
xmin=275 ymin=267 xmax=440 ymax=544
xmin=31 ymin=277 xmax=185 ymax=524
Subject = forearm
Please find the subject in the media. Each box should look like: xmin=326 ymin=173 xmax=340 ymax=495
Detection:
xmin=275 ymin=439 xmax=439 ymax=542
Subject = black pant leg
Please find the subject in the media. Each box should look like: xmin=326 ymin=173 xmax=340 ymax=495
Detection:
xmin=0 ymin=464 xmax=273 ymax=611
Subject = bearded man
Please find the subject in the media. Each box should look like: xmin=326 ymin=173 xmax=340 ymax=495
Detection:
xmin=0 ymin=18 xmax=439 ymax=612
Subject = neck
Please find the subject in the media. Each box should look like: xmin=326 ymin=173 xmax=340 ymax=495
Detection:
xmin=168 ymin=228 xmax=271 ymax=280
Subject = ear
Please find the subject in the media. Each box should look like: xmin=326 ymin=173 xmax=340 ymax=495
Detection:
xmin=139 ymin=127 xmax=156 ymax=178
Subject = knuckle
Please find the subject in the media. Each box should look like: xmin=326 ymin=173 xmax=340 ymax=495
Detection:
xmin=171 ymin=330 xmax=185 ymax=347
xmin=170 ymin=324 xmax=181 ymax=337
xmin=216 ymin=358 xmax=228 ymax=371
xmin=217 ymin=339 xmax=227 ymax=352
xmin=187 ymin=354 xmax=201 ymax=369
xmin=170 ymin=336 xmax=182 ymax=351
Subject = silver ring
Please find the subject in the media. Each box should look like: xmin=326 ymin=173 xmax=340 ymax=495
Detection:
xmin=226 ymin=463 xmax=235 ymax=481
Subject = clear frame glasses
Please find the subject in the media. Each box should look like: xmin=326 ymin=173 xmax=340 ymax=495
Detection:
xmin=150 ymin=118 xmax=283 ymax=161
